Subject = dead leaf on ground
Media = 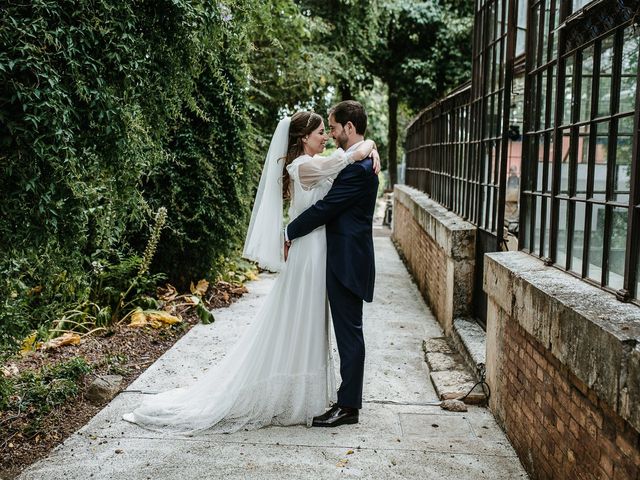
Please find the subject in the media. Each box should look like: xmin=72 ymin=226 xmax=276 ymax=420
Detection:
xmin=19 ymin=332 xmax=41 ymax=356
xmin=158 ymin=284 xmax=178 ymax=302
xmin=230 ymin=286 xmax=248 ymax=295
xmin=129 ymin=309 xmax=182 ymax=328
xmin=336 ymin=459 xmax=349 ymax=468
xmin=190 ymin=279 xmax=209 ymax=297
xmin=129 ymin=309 xmax=147 ymax=327
xmin=41 ymin=332 xmax=81 ymax=350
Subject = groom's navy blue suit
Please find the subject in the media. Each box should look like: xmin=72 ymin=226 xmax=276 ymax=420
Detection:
xmin=287 ymin=157 xmax=378 ymax=409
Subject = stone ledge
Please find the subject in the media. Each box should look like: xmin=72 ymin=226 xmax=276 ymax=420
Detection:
xmin=393 ymin=185 xmax=475 ymax=260
xmin=451 ymin=317 xmax=486 ymax=378
xmin=484 ymin=251 xmax=640 ymax=433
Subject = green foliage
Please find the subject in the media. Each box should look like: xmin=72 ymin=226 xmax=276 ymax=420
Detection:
xmin=371 ymin=1 xmax=473 ymax=107
xmin=0 ymin=0 xmax=261 ymax=348
xmin=0 ymin=357 xmax=91 ymax=416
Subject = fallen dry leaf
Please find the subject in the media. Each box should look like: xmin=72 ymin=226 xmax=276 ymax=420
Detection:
xmin=336 ymin=459 xmax=349 ymax=468
xmin=129 ymin=309 xmax=181 ymax=328
xmin=159 ymin=284 xmax=179 ymax=302
xmin=190 ymin=279 xmax=209 ymax=297
xmin=129 ymin=309 xmax=147 ymax=327
xmin=41 ymin=332 xmax=81 ymax=350
xmin=19 ymin=331 xmax=40 ymax=356
xmin=230 ymin=286 xmax=248 ymax=295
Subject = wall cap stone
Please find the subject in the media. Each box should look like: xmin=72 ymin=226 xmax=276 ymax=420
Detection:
xmin=394 ymin=185 xmax=476 ymax=260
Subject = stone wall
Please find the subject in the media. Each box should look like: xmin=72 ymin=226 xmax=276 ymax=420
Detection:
xmin=484 ymin=251 xmax=640 ymax=480
xmin=392 ymin=185 xmax=475 ymax=334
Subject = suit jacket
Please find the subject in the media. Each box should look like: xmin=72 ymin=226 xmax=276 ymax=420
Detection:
xmin=287 ymin=158 xmax=378 ymax=302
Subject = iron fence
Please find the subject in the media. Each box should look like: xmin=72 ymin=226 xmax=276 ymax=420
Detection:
xmin=405 ymin=0 xmax=640 ymax=304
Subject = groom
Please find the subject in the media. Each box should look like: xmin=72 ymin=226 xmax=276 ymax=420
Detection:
xmin=285 ymin=100 xmax=378 ymax=427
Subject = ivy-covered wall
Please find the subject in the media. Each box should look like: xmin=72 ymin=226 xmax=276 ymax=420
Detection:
xmin=0 ymin=1 xmax=258 ymax=346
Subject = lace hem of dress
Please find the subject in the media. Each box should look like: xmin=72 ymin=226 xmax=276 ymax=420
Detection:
xmin=125 ymin=369 xmax=336 ymax=437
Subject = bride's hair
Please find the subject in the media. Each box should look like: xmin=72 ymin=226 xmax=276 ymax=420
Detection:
xmin=282 ymin=111 xmax=322 ymax=199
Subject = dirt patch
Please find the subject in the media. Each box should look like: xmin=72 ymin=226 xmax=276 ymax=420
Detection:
xmin=0 ymin=280 xmax=248 ymax=479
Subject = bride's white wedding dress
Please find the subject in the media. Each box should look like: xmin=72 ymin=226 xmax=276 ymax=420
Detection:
xmin=122 ymin=150 xmax=354 ymax=434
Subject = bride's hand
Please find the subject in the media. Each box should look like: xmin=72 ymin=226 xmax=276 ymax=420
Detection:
xmin=284 ymin=240 xmax=291 ymax=261
xmin=371 ymin=149 xmax=381 ymax=175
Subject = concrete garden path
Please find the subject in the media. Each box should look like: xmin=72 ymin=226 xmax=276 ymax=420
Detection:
xmin=18 ymin=234 xmax=528 ymax=479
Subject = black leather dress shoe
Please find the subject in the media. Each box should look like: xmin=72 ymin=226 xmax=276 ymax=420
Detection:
xmin=312 ymin=405 xmax=359 ymax=427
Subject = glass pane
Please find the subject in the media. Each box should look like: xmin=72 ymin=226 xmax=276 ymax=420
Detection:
xmin=572 ymin=0 xmax=590 ymax=12
xmin=556 ymin=199 xmax=569 ymax=267
xmin=531 ymin=3 xmax=541 ymax=67
xmin=619 ymin=27 xmax=639 ymax=113
xmin=541 ymin=3 xmax=550 ymax=66
xmin=576 ymin=124 xmax=590 ymax=198
xmin=543 ymin=197 xmax=551 ymax=258
xmin=533 ymin=195 xmax=541 ymax=254
xmin=587 ymin=203 xmax=605 ymax=282
xmin=571 ymin=201 xmax=586 ymax=273
xmin=539 ymin=72 xmax=548 ymax=128
xmin=598 ymin=36 xmax=615 ymax=117
xmin=560 ymin=129 xmax=571 ymax=194
xmin=548 ymin=65 xmax=557 ymax=129
xmin=522 ymin=194 xmax=532 ymax=250
xmin=488 ymin=2 xmax=496 ymax=44
xmin=593 ymin=121 xmax=609 ymax=201
xmin=614 ymin=115 xmax=634 ymax=203
xmin=636 ymin=242 xmax=640 ymax=301
xmin=607 ymin=207 xmax=628 ymax=290
xmin=551 ymin=0 xmax=559 ymax=55
xmin=580 ymin=46 xmax=594 ymax=123
xmin=531 ymin=134 xmax=542 ymax=191
xmin=562 ymin=56 xmax=574 ymax=125
xmin=546 ymin=133 xmax=554 ymax=193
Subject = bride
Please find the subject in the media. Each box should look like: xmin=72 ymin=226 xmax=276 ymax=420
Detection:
xmin=122 ymin=111 xmax=378 ymax=434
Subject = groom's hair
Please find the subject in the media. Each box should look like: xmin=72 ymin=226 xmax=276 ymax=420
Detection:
xmin=329 ymin=100 xmax=367 ymax=135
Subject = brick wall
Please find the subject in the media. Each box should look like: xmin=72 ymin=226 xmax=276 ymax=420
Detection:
xmin=393 ymin=201 xmax=448 ymax=324
xmin=499 ymin=318 xmax=640 ymax=480
xmin=485 ymin=252 xmax=640 ymax=480
xmin=392 ymin=185 xmax=475 ymax=333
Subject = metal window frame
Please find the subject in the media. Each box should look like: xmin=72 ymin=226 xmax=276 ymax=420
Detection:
xmin=520 ymin=0 xmax=640 ymax=303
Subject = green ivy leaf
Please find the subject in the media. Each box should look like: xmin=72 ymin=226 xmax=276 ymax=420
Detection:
xmin=196 ymin=302 xmax=215 ymax=325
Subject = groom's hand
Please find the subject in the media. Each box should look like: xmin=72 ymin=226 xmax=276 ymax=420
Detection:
xmin=284 ymin=240 xmax=291 ymax=261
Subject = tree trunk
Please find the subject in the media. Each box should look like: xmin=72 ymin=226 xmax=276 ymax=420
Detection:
xmin=387 ymin=84 xmax=398 ymax=188
xmin=340 ymin=82 xmax=353 ymax=101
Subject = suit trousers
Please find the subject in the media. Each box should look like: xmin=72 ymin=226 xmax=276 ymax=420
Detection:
xmin=327 ymin=265 xmax=365 ymax=409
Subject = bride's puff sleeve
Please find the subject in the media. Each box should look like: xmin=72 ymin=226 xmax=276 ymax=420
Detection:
xmin=294 ymin=149 xmax=353 ymax=191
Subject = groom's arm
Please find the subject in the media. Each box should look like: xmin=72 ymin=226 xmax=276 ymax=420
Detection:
xmin=286 ymin=161 xmax=372 ymax=242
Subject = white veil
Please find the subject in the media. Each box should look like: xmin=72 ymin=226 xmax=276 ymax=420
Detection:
xmin=242 ymin=117 xmax=291 ymax=272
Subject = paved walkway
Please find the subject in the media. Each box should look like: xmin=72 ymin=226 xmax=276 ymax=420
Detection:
xmin=19 ymin=236 xmax=528 ymax=479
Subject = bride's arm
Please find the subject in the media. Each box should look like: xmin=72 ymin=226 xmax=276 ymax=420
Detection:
xmin=297 ymin=140 xmax=377 ymax=190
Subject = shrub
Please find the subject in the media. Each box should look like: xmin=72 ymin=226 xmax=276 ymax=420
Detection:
xmin=0 ymin=1 xmax=259 ymax=348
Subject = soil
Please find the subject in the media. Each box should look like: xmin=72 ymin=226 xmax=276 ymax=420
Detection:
xmin=0 ymin=280 xmax=248 ymax=480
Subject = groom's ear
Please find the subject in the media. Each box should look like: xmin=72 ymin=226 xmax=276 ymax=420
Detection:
xmin=345 ymin=121 xmax=355 ymax=134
